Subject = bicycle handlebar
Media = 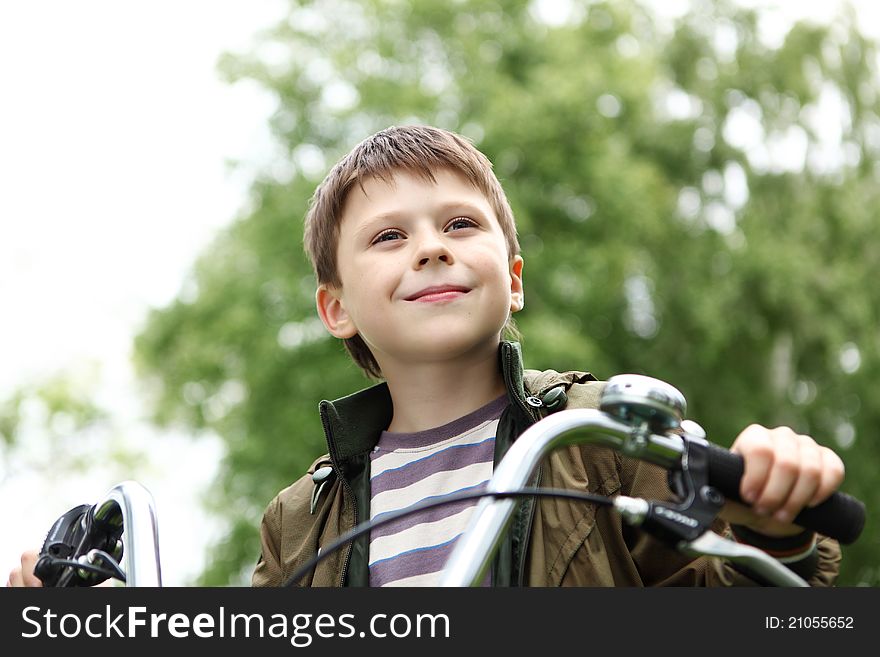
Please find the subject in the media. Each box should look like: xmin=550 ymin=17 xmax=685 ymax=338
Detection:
xmin=96 ymin=481 xmax=163 ymax=586
xmin=35 ymin=480 xmax=163 ymax=587
xmin=704 ymin=442 xmax=864 ymax=544
xmin=34 ymin=377 xmax=865 ymax=589
xmin=439 ymin=407 xmax=866 ymax=587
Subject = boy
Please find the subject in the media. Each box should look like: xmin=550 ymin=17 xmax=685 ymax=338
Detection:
xmin=249 ymin=125 xmax=843 ymax=587
xmin=8 ymin=125 xmax=844 ymax=588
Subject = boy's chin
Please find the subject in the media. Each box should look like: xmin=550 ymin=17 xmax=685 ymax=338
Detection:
xmin=398 ymin=331 xmax=504 ymax=361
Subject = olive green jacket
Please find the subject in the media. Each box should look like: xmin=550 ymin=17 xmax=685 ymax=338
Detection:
xmin=253 ymin=342 xmax=840 ymax=587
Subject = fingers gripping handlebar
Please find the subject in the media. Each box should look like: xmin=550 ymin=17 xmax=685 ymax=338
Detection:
xmin=704 ymin=442 xmax=864 ymax=544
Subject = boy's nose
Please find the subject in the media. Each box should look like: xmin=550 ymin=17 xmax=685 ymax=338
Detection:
xmin=414 ymin=235 xmax=454 ymax=268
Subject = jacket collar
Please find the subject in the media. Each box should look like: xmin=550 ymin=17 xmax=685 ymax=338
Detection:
xmin=319 ymin=341 xmax=529 ymax=466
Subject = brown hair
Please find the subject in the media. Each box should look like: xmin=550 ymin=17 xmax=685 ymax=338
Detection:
xmin=303 ymin=125 xmax=521 ymax=378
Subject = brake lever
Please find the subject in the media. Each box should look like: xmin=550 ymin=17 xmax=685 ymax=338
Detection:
xmin=681 ymin=531 xmax=809 ymax=586
xmin=34 ymin=504 xmax=91 ymax=587
xmin=612 ymin=426 xmax=810 ymax=587
xmin=34 ymin=503 xmax=124 ymax=587
xmin=637 ymin=427 xmax=725 ymax=544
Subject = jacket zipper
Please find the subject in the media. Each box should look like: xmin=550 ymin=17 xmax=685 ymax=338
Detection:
xmin=320 ymin=410 xmax=357 ymax=587
xmin=322 ymin=343 xmax=547 ymax=587
xmin=503 ymin=346 xmax=545 ymax=586
xmin=337 ymin=471 xmax=356 ymax=587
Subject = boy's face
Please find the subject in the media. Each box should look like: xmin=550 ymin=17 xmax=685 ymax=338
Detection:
xmin=316 ymin=168 xmax=524 ymax=371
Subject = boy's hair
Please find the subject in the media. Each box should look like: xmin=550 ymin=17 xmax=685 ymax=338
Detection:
xmin=304 ymin=125 xmax=522 ymax=379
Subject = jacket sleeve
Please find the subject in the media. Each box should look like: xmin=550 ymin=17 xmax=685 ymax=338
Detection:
xmin=252 ymin=466 xmax=323 ymax=587
xmin=252 ymin=455 xmax=350 ymax=588
xmin=252 ymin=494 xmax=284 ymax=587
xmin=619 ymin=455 xmax=841 ymax=587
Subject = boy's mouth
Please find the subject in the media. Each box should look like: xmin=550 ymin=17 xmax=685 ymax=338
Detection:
xmin=404 ymin=284 xmax=471 ymax=302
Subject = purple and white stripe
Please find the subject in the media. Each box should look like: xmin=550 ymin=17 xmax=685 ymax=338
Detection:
xmin=368 ymin=395 xmax=506 ymax=587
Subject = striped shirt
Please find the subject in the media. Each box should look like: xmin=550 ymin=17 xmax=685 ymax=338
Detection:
xmin=368 ymin=395 xmax=506 ymax=587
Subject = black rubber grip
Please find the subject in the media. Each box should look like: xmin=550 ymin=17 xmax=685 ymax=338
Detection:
xmin=705 ymin=443 xmax=865 ymax=545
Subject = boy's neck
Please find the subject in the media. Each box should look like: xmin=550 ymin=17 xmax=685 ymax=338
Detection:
xmin=380 ymin=342 xmax=507 ymax=433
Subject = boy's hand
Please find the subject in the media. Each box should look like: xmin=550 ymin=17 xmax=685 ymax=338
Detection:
xmin=6 ymin=549 xmax=42 ymax=587
xmin=718 ymin=425 xmax=845 ymax=537
xmin=7 ymin=548 xmax=116 ymax=588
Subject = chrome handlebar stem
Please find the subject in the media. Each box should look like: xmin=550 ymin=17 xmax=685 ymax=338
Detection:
xmin=439 ymin=409 xmax=685 ymax=587
xmin=92 ymin=480 xmax=162 ymax=586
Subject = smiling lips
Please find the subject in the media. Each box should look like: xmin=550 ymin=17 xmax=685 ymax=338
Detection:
xmin=404 ymin=284 xmax=471 ymax=302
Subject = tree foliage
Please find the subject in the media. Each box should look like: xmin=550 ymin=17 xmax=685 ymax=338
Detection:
xmin=134 ymin=0 xmax=880 ymax=585
xmin=0 ymin=368 xmax=146 ymax=485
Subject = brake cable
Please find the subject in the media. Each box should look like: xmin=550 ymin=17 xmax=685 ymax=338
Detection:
xmin=283 ymin=487 xmax=614 ymax=587
xmin=38 ymin=554 xmax=125 ymax=583
xmin=284 ymin=434 xmax=735 ymax=587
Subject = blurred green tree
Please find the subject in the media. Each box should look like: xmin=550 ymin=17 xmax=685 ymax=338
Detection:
xmin=0 ymin=368 xmax=147 ymax=486
xmin=134 ymin=0 xmax=880 ymax=585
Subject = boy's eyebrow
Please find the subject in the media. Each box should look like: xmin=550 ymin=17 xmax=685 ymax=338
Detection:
xmin=355 ymin=201 xmax=490 ymax=238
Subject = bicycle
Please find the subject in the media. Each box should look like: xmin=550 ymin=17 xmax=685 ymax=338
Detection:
xmin=33 ymin=374 xmax=865 ymax=588
xmin=33 ymin=480 xmax=162 ymax=587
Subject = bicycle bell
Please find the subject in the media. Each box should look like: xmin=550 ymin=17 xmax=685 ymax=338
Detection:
xmin=600 ymin=374 xmax=687 ymax=434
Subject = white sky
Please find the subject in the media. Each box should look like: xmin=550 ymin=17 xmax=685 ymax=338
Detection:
xmin=0 ymin=0 xmax=285 ymax=586
xmin=0 ymin=0 xmax=877 ymax=587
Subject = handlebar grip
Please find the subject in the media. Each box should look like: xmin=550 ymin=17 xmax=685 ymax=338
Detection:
xmin=705 ymin=442 xmax=865 ymax=545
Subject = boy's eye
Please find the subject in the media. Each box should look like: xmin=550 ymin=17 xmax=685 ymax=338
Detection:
xmin=446 ymin=217 xmax=477 ymax=231
xmin=373 ymin=229 xmax=403 ymax=244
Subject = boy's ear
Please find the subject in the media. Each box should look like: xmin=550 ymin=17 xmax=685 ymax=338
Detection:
xmin=316 ymin=285 xmax=359 ymax=339
xmin=509 ymin=255 xmax=524 ymax=313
